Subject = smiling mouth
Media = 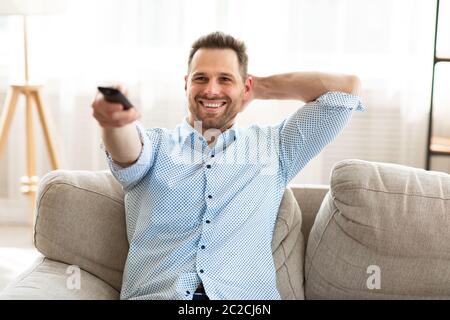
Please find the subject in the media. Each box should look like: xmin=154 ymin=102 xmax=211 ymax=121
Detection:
xmin=198 ymin=99 xmax=227 ymax=110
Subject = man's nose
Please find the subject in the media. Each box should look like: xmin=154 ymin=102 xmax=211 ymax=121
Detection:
xmin=204 ymin=79 xmax=221 ymax=96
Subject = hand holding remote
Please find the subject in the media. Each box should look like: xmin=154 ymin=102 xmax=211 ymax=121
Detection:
xmin=92 ymin=85 xmax=141 ymax=128
xmin=98 ymin=86 xmax=134 ymax=110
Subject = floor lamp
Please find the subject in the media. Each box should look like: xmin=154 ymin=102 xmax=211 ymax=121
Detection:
xmin=0 ymin=0 xmax=65 ymax=226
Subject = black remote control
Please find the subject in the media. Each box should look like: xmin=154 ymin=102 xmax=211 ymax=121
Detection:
xmin=98 ymin=86 xmax=134 ymax=110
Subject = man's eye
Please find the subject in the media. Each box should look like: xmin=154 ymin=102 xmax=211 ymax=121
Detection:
xmin=221 ymin=78 xmax=231 ymax=82
xmin=195 ymin=77 xmax=207 ymax=81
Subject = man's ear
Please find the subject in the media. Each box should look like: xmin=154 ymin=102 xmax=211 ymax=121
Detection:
xmin=240 ymin=75 xmax=254 ymax=112
xmin=244 ymin=75 xmax=253 ymax=96
xmin=184 ymin=75 xmax=188 ymax=92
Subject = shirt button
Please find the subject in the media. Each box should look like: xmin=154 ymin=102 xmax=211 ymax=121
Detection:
xmin=199 ymin=269 xmax=204 ymax=273
xmin=201 ymin=245 xmax=205 ymax=249
xmin=208 ymin=195 xmax=212 ymax=199
xmin=205 ymin=220 xmax=211 ymax=224
xmin=206 ymin=165 xmax=211 ymax=169
xmin=211 ymin=154 xmax=215 ymax=158
xmin=186 ymin=291 xmax=190 ymax=295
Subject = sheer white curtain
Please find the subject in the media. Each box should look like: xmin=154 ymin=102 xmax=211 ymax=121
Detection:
xmin=0 ymin=0 xmax=437 ymax=223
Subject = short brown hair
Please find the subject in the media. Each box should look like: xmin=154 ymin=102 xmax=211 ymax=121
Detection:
xmin=187 ymin=31 xmax=248 ymax=81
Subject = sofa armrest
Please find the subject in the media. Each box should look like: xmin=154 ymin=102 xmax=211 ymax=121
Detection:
xmin=0 ymin=256 xmax=119 ymax=300
xmin=33 ymin=170 xmax=129 ymax=292
xmin=305 ymin=159 xmax=450 ymax=299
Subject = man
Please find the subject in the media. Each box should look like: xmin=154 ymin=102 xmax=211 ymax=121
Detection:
xmin=92 ymin=31 xmax=364 ymax=300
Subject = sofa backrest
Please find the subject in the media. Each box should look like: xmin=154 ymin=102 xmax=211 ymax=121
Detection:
xmin=290 ymin=184 xmax=329 ymax=241
xmin=33 ymin=170 xmax=326 ymax=295
xmin=305 ymin=159 xmax=450 ymax=299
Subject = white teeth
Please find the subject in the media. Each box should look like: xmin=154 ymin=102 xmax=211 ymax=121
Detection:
xmin=201 ymin=101 xmax=225 ymax=108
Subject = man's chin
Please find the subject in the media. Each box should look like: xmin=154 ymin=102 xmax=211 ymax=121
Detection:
xmin=189 ymin=111 xmax=236 ymax=132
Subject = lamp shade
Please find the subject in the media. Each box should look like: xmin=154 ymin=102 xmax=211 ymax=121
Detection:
xmin=0 ymin=0 xmax=66 ymax=16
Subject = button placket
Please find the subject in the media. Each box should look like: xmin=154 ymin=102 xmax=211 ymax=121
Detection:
xmin=196 ymin=240 xmax=207 ymax=280
xmin=202 ymin=148 xmax=216 ymax=265
xmin=203 ymin=154 xmax=214 ymax=231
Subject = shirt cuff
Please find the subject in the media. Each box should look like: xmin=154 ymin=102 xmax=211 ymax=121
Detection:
xmin=315 ymin=91 xmax=365 ymax=112
xmin=101 ymin=122 xmax=152 ymax=186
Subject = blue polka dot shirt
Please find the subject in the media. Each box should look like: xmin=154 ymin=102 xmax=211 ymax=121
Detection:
xmin=103 ymin=92 xmax=364 ymax=300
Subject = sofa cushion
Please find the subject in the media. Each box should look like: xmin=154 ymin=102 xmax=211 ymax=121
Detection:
xmin=0 ymin=256 xmax=119 ymax=300
xmin=305 ymin=159 xmax=450 ymax=299
xmin=272 ymin=188 xmax=305 ymax=299
xmin=34 ymin=170 xmax=128 ymax=291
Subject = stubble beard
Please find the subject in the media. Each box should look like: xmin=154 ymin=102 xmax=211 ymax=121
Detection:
xmin=190 ymin=98 xmax=239 ymax=133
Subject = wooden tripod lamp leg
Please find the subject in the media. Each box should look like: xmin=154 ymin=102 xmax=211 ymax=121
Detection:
xmin=0 ymin=87 xmax=20 ymax=158
xmin=24 ymin=91 xmax=38 ymax=226
xmin=25 ymin=91 xmax=37 ymax=183
xmin=32 ymin=89 xmax=60 ymax=170
xmin=0 ymin=85 xmax=61 ymax=227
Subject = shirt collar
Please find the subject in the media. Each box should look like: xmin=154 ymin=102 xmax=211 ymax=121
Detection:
xmin=178 ymin=117 xmax=239 ymax=145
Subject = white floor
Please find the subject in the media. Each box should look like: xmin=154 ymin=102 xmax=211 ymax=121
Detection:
xmin=0 ymin=225 xmax=41 ymax=291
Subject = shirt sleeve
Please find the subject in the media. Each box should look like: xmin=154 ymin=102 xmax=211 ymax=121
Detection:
xmin=101 ymin=122 xmax=156 ymax=191
xmin=278 ymin=91 xmax=365 ymax=185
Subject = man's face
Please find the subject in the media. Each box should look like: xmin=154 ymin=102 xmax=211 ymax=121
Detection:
xmin=185 ymin=48 xmax=252 ymax=133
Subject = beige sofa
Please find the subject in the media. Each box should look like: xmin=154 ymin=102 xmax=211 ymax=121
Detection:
xmin=1 ymin=159 xmax=449 ymax=300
